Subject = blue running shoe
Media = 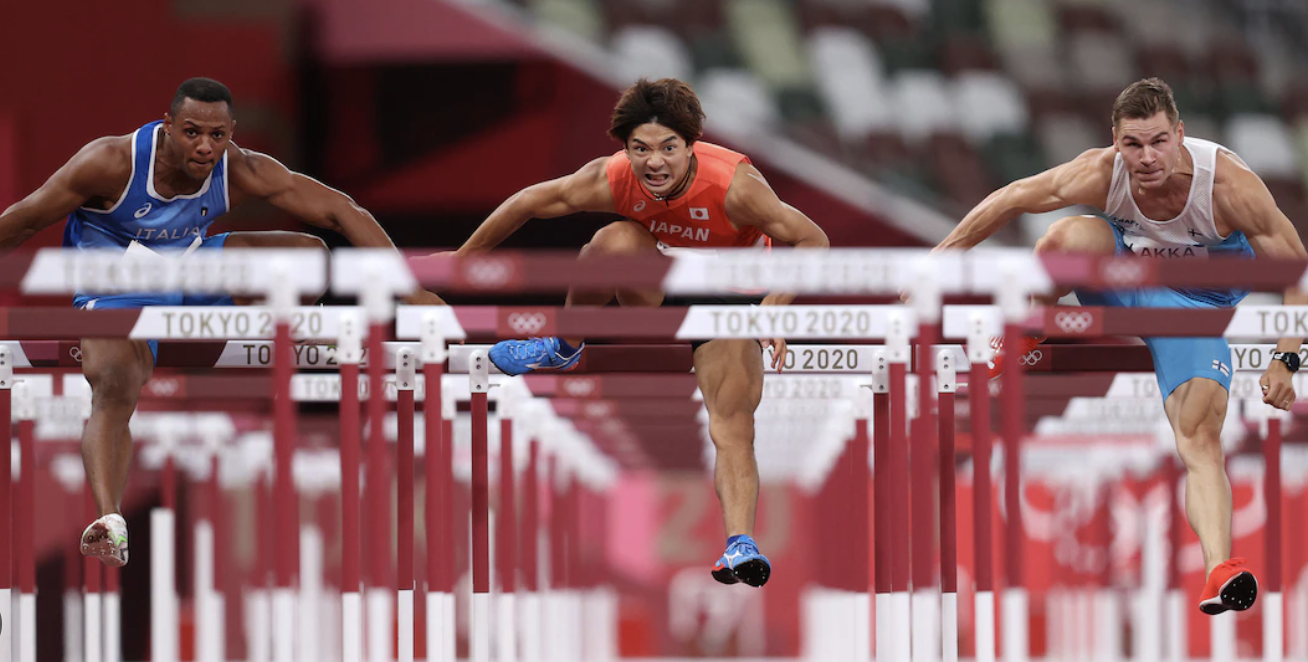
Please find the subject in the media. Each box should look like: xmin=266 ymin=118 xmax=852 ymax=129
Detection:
xmin=487 ymin=337 xmax=583 ymax=376
xmin=711 ymin=535 xmax=771 ymax=587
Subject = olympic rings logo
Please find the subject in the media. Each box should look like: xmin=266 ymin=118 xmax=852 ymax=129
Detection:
xmin=1101 ymin=260 xmax=1145 ymax=287
xmin=146 ymin=378 xmax=180 ymax=397
xmin=1054 ymin=311 xmax=1094 ymax=334
xmin=69 ymin=346 xmax=83 ymax=363
xmin=465 ymin=258 xmax=515 ymax=288
xmin=506 ymin=312 xmax=548 ymax=335
xmin=584 ymin=402 xmax=613 ymax=417
xmin=1019 ymin=350 xmax=1043 ymax=366
xmin=563 ymin=378 xmax=597 ymax=397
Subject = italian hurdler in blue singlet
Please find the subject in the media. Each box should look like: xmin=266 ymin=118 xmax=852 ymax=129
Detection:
xmin=0 ymin=77 xmax=442 ymax=567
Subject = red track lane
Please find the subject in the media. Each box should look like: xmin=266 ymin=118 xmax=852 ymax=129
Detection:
xmin=498 ymin=419 xmax=517 ymax=594
xmin=423 ymin=362 xmax=446 ymax=594
xmin=367 ymin=324 xmax=391 ymax=591
xmin=872 ymin=391 xmax=891 ymax=597
xmin=1266 ymin=417 xmax=1282 ymax=593
xmin=911 ymin=325 xmax=939 ymax=593
xmin=522 ymin=440 xmax=540 ymax=593
xmin=340 ymin=362 xmax=362 ymax=594
xmin=0 ymin=387 xmax=8 ymax=592
xmin=939 ymin=389 xmax=957 ymax=595
xmin=398 ymin=386 xmax=416 ymax=592
xmin=274 ymin=322 xmax=296 ymax=590
xmin=18 ymin=419 xmax=33 ymax=593
xmin=889 ymin=363 xmax=911 ymax=595
xmin=971 ymin=360 xmax=994 ymax=595
xmin=1001 ymin=322 xmax=1025 ymax=595
xmin=471 ymin=390 xmax=490 ymax=595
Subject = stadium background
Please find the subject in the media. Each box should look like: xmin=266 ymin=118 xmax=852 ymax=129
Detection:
xmin=3 ymin=0 xmax=1308 ymax=659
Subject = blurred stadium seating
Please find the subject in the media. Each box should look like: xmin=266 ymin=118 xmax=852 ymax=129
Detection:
xmin=502 ymin=0 xmax=1308 ymax=224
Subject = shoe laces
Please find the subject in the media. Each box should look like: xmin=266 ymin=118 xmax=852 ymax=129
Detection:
xmin=507 ymin=338 xmax=549 ymax=360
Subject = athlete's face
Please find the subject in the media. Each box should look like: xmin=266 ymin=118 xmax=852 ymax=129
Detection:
xmin=1113 ymin=111 xmax=1184 ymax=191
xmin=626 ymin=123 xmax=693 ymax=197
xmin=163 ymin=98 xmax=234 ymax=181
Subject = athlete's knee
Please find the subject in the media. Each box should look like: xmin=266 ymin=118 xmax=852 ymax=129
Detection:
xmin=1174 ymin=404 xmax=1226 ymax=470
xmin=707 ymin=409 xmax=756 ymax=449
xmin=1035 ymin=215 xmax=1113 ymax=254
xmin=583 ymin=221 xmax=656 ymax=256
xmin=85 ymin=365 xmax=147 ymax=412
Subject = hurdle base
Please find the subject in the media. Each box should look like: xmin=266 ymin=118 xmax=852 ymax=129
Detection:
xmin=84 ymin=592 xmax=102 ymax=662
xmin=472 ymin=592 xmax=491 ymax=662
xmin=1001 ymin=589 xmax=1027 ymax=662
xmin=941 ymin=591 xmax=958 ymax=662
xmin=342 ymin=591 xmax=362 ymax=662
xmin=104 ymin=590 xmax=121 ymax=662
xmin=398 ymin=588 xmax=415 ymax=662
xmin=1264 ymin=591 xmax=1284 ymax=662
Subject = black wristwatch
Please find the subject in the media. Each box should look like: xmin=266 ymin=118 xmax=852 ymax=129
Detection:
xmin=1272 ymin=351 xmax=1301 ymax=373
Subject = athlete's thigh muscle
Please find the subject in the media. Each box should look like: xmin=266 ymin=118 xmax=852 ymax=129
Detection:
xmin=693 ymin=339 xmax=764 ymax=417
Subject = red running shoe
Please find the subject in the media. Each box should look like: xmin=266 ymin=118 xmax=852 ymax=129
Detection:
xmin=1198 ymin=558 xmax=1258 ymax=615
xmin=987 ymin=334 xmax=1046 ymax=379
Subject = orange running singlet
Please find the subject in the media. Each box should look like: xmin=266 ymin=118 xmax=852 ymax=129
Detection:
xmin=606 ymin=142 xmax=769 ymax=249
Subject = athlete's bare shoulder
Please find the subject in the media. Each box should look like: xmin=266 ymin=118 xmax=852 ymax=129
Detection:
xmin=559 ymin=156 xmax=616 ymax=213
xmin=68 ymin=133 xmax=136 ymax=208
xmin=1047 ymin=146 xmax=1116 ymax=208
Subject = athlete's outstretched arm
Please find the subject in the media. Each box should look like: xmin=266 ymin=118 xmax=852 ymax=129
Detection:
xmin=934 ymin=148 xmax=1115 ymax=250
xmin=455 ymin=157 xmax=617 ymax=255
xmin=1215 ymin=153 xmax=1308 ymax=410
xmin=228 ymin=148 xmax=399 ymax=249
xmin=0 ymin=139 xmax=125 ymax=250
xmin=228 ymin=147 xmax=444 ymax=304
xmin=725 ymin=163 xmax=830 ymax=370
xmin=724 ymin=164 xmax=829 ymax=258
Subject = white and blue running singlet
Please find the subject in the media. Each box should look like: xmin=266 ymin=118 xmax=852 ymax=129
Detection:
xmin=1079 ymin=136 xmax=1253 ymax=400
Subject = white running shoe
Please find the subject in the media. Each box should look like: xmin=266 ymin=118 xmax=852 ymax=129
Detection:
xmin=81 ymin=514 xmax=129 ymax=567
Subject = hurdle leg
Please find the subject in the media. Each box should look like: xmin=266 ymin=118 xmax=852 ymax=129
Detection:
xmin=497 ymin=416 xmax=519 ymax=662
xmin=937 ymin=350 xmax=959 ymax=662
xmin=63 ymin=508 xmax=83 ymax=662
xmin=16 ymin=418 xmax=34 ymax=662
xmin=83 ymin=490 xmax=102 ymax=662
xmin=0 ymin=348 xmax=11 ymax=662
xmin=419 ymin=315 xmax=450 ymax=662
xmin=469 ymin=351 xmax=492 ymax=662
xmin=967 ymin=311 xmax=997 ymax=662
xmin=871 ymin=351 xmax=892 ymax=662
xmin=886 ymin=311 xmax=912 ymax=662
xmin=520 ymin=438 xmax=543 ymax=662
xmin=1265 ymin=413 xmax=1285 ymax=662
xmin=337 ymin=313 xmax=364 ymax=662
xmin=396 ymin=349 xmax=417 ymax=662
xmin=151 ymin=456 xmax=178 ymax=662
xmin=103 ymin=568 xmax=119 ymax=662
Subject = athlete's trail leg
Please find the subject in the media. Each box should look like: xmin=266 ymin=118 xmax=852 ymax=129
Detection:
xmin=1166 ymin=378 xmax=1232 ymax=574
xmin=80 ymin=340 xmax=154 ymax=516
xmin=563 ymin=220 xmax=664 ymax=346
xmin=1033 ymin=215 xmax=1118 ymax=305
xmin=693 ymin=339 xmax=764 ymax=536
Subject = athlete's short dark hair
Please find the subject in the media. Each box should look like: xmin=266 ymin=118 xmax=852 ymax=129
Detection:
xmin=171 ymin=78 xmax=234 ymax=116
xmin=608 ymin=78 xmax=705 ymax=145
xmin=1112 ymin=78 xmax=1178 ymax=128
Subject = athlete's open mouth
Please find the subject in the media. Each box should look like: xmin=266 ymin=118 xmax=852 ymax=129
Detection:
xmin=645 ymin=173 xmax=670 ymax=187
